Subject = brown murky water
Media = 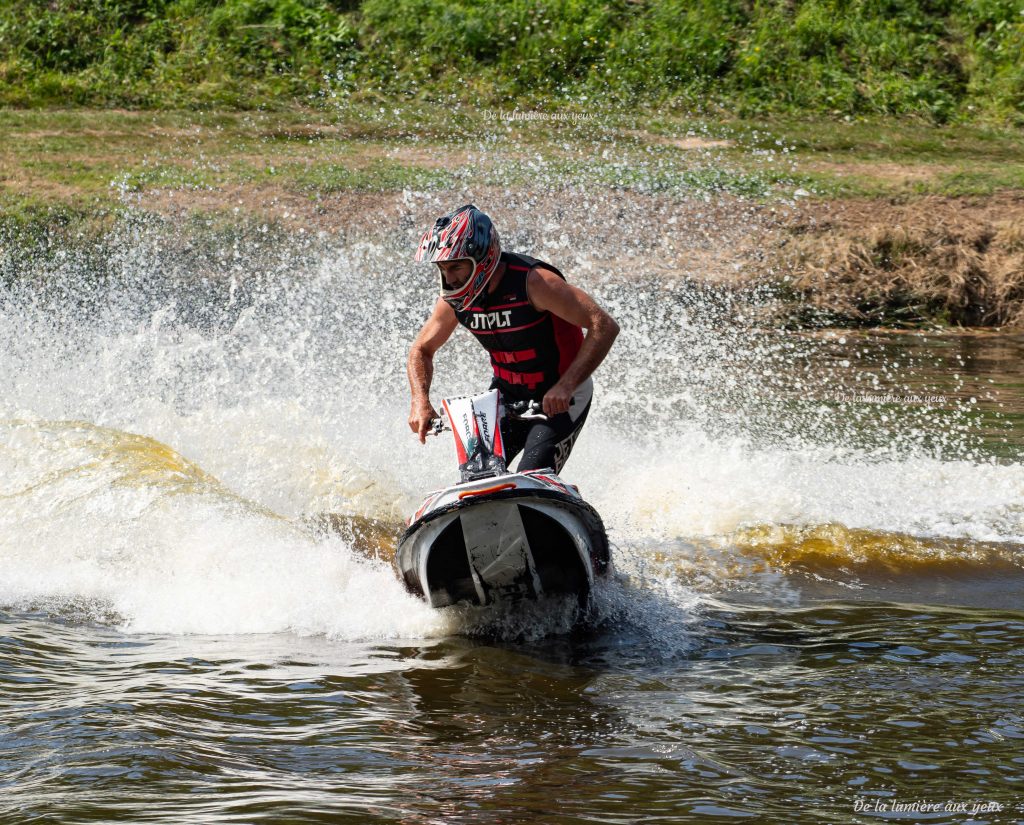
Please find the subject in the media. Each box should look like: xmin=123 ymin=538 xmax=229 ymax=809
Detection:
xmin=2 ymin=227 xmax=1022 ymax=823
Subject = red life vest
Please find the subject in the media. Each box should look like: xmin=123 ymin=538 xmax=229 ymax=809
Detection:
xmin=454 ymin=252 xmax=584 ymax=401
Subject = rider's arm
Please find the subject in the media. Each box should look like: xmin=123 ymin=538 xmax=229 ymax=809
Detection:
xmin=527 ymin=267 xmax=620 ymax=416
xmin=407 ymin=298 xmax=459 ymax=443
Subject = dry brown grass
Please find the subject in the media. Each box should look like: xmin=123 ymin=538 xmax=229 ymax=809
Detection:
xmin=804 ymin=160 xmax=957 ymax=186
xmin=769 ymin=195 xmax=1024 ymax=327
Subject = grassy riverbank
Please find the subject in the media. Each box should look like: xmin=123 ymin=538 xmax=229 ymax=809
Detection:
xmin=4 ymin=106 xmax=1022 ymax=213
xmin=1 ymin=106 xmax=1023 ymax=328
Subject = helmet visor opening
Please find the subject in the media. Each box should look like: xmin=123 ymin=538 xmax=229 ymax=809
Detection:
xmin=438 ymin=259 xmax=474 ymax=291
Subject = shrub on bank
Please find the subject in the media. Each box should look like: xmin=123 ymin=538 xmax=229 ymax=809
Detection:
xmin=774 ymin=201 xmax=1024 ymax=328
xmin=0 ymin=0 xmax=1020 ymax=121
xmin=0 ymin=0 xmax=359 ymax=106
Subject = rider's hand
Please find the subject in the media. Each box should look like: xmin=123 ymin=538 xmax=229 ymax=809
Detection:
xmin=409 ymin=400 xmax=439 ymax=444
xmin=542 ymin=382 xmax=572 ymax=417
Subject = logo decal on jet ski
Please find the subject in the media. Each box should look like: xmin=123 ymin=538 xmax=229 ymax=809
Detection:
xmin=476 ymin=411 xmax=491 ymax=445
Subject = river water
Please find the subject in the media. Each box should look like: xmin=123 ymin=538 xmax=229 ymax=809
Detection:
xmin=1 ymin=218 xmax=1022 ymax=824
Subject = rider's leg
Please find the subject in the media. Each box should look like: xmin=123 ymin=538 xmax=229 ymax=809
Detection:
xmin=514 ymin=400 xmax=591 ymax=473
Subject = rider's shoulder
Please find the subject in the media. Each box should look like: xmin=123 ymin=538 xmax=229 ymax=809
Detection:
xmin=525 ymin=264 xmax=576 ymax=313
xmin=526 ymin=264 xmax=567 ymax=284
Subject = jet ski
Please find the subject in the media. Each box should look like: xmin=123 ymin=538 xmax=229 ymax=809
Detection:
xmin=397 ymin=388 xmax=610 ymax=608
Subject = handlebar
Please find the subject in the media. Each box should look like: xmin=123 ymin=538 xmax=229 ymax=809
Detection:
xmin=506 ymin=399 xmax=549 ymax=420
xmin=429 ymin=399 xmax=553 ymax=436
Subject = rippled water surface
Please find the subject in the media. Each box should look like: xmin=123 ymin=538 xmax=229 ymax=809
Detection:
xmin=4 ymin=606 xmax=1023 ymax=823
xmin=2 ymin=204 xmax=1023 ymax=822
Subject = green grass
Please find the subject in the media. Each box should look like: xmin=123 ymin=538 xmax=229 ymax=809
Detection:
xmin=1 ymin=0 xmax=1022 ymax=122
xmin=1 ymin=106 xmax=1022 ymax=238
xmin=705 ymin=116 xmax=1024 ymax=198
xmin=282 ymin=161 xmax=456 ymax=192
xmin=729 ymin=117 xmax=1024 ymax=162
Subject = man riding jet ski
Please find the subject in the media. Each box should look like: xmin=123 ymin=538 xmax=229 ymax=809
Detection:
xmin=407 ymin=204 xmax=619 ymax=476
xmin=401 ymin=205 xmax=620 ymax=607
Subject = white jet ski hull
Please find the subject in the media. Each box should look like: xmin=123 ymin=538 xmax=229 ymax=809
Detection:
xmin=397 ymin=472 xmax=610 ymax=608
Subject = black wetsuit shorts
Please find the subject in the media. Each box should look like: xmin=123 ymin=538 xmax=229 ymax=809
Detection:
xmin=499 ymin=380 xmax=592 ymax=473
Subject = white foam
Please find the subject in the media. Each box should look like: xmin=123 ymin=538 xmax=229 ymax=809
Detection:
xmin=1 ymin=217 xmax=1021 ymax=636
xmin=0 ymin=420 xmax=449 ymax=638
xmin=568 ymin=424 xmax=1024 ymax=544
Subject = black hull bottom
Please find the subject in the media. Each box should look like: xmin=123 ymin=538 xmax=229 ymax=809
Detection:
xmin=397 ymin=489 xmax=609 ymax=608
